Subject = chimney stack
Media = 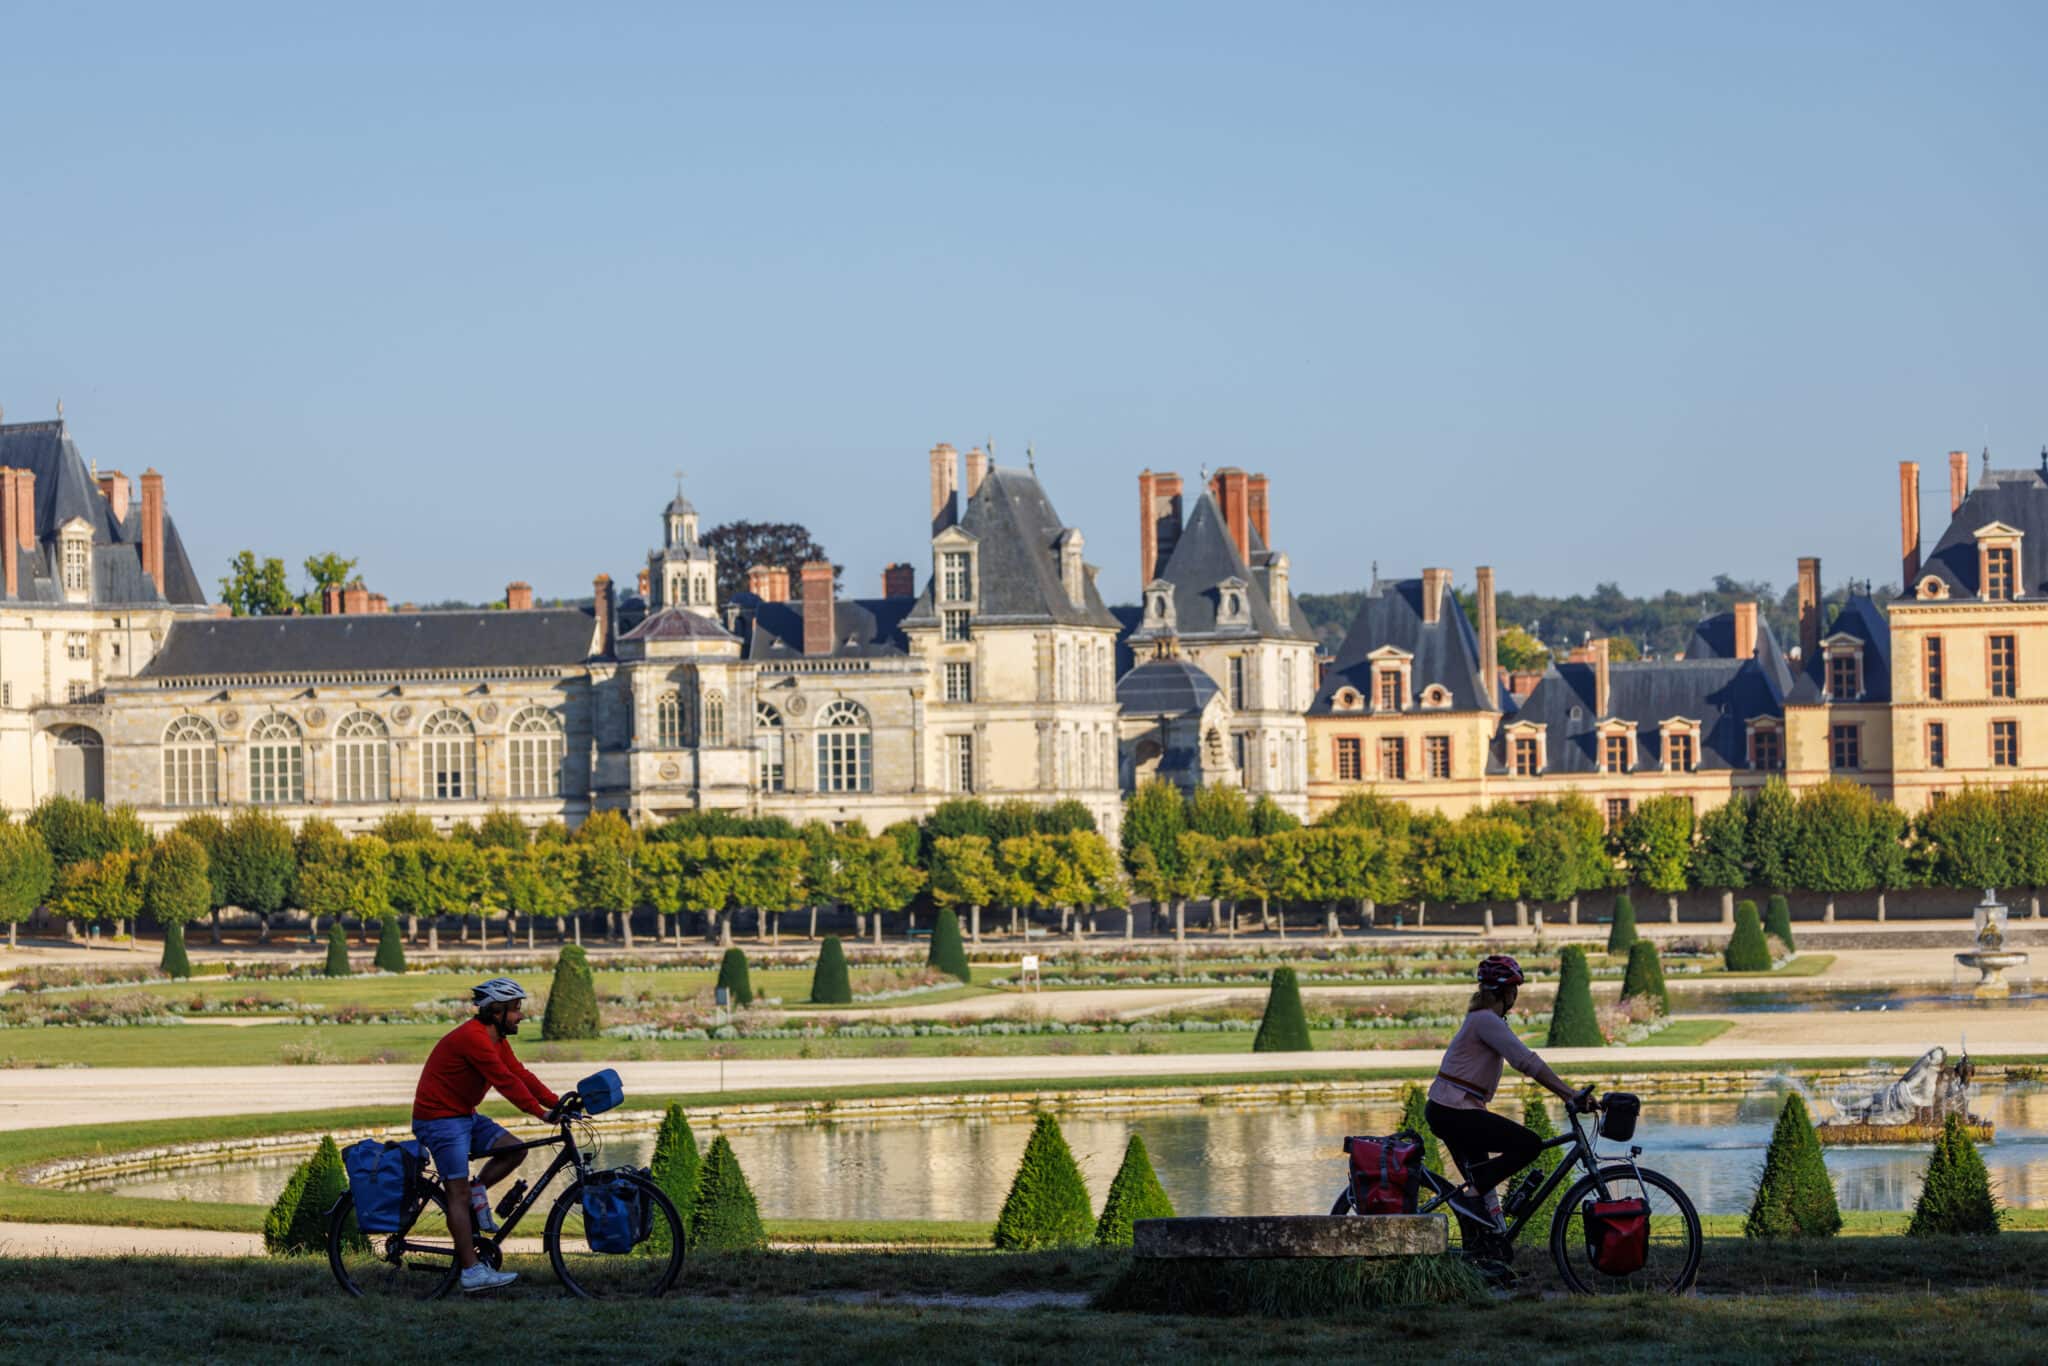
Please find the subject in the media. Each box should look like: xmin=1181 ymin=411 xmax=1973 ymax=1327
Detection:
xmin=14 ymin=469 xmax=34 ymax=553
xmin=97 ymin=471 xmax=130 ymax=526
xmin=746 ymin=563 xmax=790 ymax=602
xmin=1733 ymin=600 xmax=1758 ymax=660
xmin=800 ymin=560 xmax=835 ymax=655
xmin=1137 ymin=470 xmax=1185 ymax=585
xmin=1268 ymin=551 xmax=1292 ymax=629
xmin=1247 ymin=474 xmax=1271 ymax=548
xmin=636 ymin=568 xmax=650 ymax=598
xmin=1899 ymin=460 xmax=1922 ymax=589
xmin=882 ymin=562 xmax=916 ymax=599
xmin=1591 ymin=637 xmax=1611 ymax=718
xmin=0 ymin=471 xmax=15 ymax=598
xmin=1209 ymin=467 xmax=1251 ymax=562
xmin=321 ymin=585 xmax=343 ymax=615
xmin=964 ymin=447 xmax=989 ymax=500
xmin=1797 ymin=556 xmax=1821 ymax=661
xmin=342 ymin=582 xmax=370 ymax=615
xmin=929 ymin=443 xmax=958 ymax=532
xmin=139 ymin=468 xmax=164 ymax=592
xmin=368 ymin=593 xmax=389 ymax=613
xmin=1421 ymin=567 xmax=1452 ymax=626
xmin=1950 ymin=449 xmax=1970 ymax=513
xmin=1475 ymin=566 xmax=1499 ymax=707
xmin=593 ymin=573 xmax=615 ymax=655
xmin=506 ymin=581 xmax=534 ymax=611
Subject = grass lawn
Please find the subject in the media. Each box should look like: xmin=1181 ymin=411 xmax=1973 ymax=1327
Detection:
xmin=1629 ymin=1019 xmax=1734 ymax=1048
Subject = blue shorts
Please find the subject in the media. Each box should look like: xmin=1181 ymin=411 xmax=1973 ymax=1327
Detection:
xmin=412 ymin=1114 xmax=512 ymax=1181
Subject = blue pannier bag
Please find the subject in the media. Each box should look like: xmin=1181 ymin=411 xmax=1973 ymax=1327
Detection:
xmin=581 ymin=1170 xmax=648 ymax=1254
xmin=343 ymin=1138 xmax=424 ymax=1234
xmin=578 ymin=1068 xmax=624 ymax=1116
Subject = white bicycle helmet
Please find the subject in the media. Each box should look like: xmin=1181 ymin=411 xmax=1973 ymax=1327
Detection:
xmin=471 ymin=977 xmax=529 ymax=1007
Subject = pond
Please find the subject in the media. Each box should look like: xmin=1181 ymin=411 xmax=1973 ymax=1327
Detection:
xmin=1673 ymin=985 xmax=2048 ymax=1013
xmin=77 ymin=1085 xmax=2048 ymax=1221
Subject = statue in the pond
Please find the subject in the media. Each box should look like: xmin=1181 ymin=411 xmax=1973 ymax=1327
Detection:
xmin=1819 ymin=1044 xmax=1991 ymax=1144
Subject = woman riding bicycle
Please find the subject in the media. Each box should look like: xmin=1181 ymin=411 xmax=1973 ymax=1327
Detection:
xmin=1427 ymin=954 xmax=1592 ymax=1251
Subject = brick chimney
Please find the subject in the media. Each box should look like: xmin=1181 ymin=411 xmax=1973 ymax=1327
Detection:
xmin=97 ymin=470 xmax=130 ymax=525
xmin=1797 ymin=556 xmax=1821 ymax=661
xmin=882 ymin=562 xmax=916 ymax=598
xmin=929 ymin=443 xmax=958 ymax=531
xmin=1137 ymin=470 xmax=1185 ymax=585
xmin=800 ymin=560 xmax=835 ymax=655
xmin=0 ymin=471 xmax=15 ymax=598
xmin=506 ymin=581 xmax=534 ymax=611
xmin=1209 ymin=467 xmax=1251 ymax=562
xmin=746 ymin=563 xmax=788 ymax=602
xmin=1733 ymin=600 xmax=1758 ymax=660
xmin=1899 ymin=460 xmax=1921 ymax=589
xmin=636 ymin=568 xmax=650 ymax=598
xmin=1420 ymin=567 xmax=1452 ymax=626
xmin=1590 ymin=637 xmax=1611 ymax=718
xmin=1247 ymin=474 xmax=1271 ymax=548
xmin=342 ymin=582 xmax=370 ymax=615
xmin=321 ymin=585 xmax=343 ymax=615
xmin=593 ymin=573 xmax=615 ymax=654
xmin=139 ymin=468 xmax=164 ymax=592
xmin=964 ymin=447 xmax=989 ymax=500
xmin=368 ymin=593 xmax=389 ymax=613
xmin=13 ymin=469 xmax=34 ymax=554
xmin=1949 ymin=449 xmax=1969 ymax=513
xmin=1475 ymin=566 xmax=1499 ymax=707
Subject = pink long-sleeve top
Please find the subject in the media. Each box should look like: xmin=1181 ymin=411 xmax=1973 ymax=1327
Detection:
xmin=1427 ymin=1008 xmax=1541 ymax=1111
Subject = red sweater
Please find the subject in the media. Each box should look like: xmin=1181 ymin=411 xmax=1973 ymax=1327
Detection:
xmin=412 ymin=1018 xmax=561 ymax=1122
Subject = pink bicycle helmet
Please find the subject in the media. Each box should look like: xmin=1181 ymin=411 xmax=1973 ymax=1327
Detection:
xmin=1476 ymin=954 xmax=1525 ymax=990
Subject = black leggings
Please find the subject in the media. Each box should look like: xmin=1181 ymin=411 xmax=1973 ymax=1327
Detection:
xmin=1424 ymin=1099 xmax=1543 ymax=1196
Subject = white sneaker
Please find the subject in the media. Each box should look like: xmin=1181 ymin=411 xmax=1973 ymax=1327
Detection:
xmin=470 ymin=1196 xmax=499 ymax=1234
xmin=459 ymin=1264 xmax=518 ymax=1293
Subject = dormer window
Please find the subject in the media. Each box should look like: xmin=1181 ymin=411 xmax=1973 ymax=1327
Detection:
xmin=940 ymin=551 xmax=974 ymax=604
xmin=1826 ymin=651 xmax=1861 ymax=700
xmin=1506 ymin=722 xmax=1546 ymax=776
xmin=1975 ymin=523 xmax=2023 ymax=602
xmin=1660 ymin=719 xmax=1700 ymax=772
xmin=1916 ymin=575 xmax=1950 ymax=601
xmin=1420 ymin=684 xmax=1451 ymax=710
xmin=1366 ymin=649 xmax=1413 ymax=712
xmin=1599 ymin=723 xmax=1634 ymax=773
xmin=1333 ymin=687 xmax=1363 ymax=712
xmin=1215 ymin=576 xmax=1251 ymax=628
xmin=1749 ymin=720 xmax=1783 ymax=771
xmin=1376 ymin=668 xmax=1400 ymax=711
xmin=1142 ymin=580 xmax=1177 ymax=634
xmin=58 ymin=520 xmax=92 ymax=599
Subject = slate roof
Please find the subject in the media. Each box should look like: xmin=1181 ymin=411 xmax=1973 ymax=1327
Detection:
xmin=1309 ymin=577 xmax=1493 ymax=715
xmin=1914 ymin=464 xmax=2048 ymax=599
xmin=1116 ymin=655 xmax=1222 ymax=716
xmin=733 ymin=594 xmax=914 ymax=661
xmin=618 ymin=605 xmax=738 ymax=644
xmin=139 ymin=608 xmax=599 ymax=679
xmin=1130 ymin=491 xmax=1316 ymax=643
xmin=901 ymin=466 xmax=1120 ymax=631
xmin=0 ymin=420 xmax=207 ymax=605
xmin=1786 ymin=592 xmax=1892 ymax=704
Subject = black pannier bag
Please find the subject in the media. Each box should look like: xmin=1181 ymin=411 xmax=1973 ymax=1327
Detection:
xmin=1599 ymin=1093 xmax=1640 ymax=1142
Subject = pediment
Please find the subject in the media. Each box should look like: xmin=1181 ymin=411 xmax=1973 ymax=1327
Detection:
xmin=1974 ymin=521 xmax=2024 ymax=540
xmin=1365 ymin=645 xmax=1414 ymax=662
xmin=932 ymin=526 xmax=979 ymax=549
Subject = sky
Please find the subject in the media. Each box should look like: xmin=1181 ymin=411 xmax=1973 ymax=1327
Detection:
xmin=3 ymin=2 xmax=2046 ymax=608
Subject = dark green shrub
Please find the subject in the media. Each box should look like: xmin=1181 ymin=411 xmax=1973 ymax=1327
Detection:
xmin=160 ymin=921 xmax=192 ymax=979
xmin=1545 ymin=945 xmax=1602 ymax=1047
xmin=928 ymin=908 xmax=971 ymax=983
xmin=689 ymin=1136 xmax=765 ymax=1252
xmin=1908 ymin=1113 xmax=2002 ymax=1237
xmin=542 ymin=944 xmax=600 ymax=1040
xmin=1743 ymin=1092 xmax=1841 ymax=1239
xmin=717 ymin=947 xmax=754 ymax=1006
xmin=1094 ymin=1132 xmax=1176 ymax=1247
xmin=262 ymin=1156 xmax=312 ymax=1255
xmin=1398 ymin=1081 xmax=1442 ymax=1174
xmin=374 ymin=916 xmax=407 ymax=974
xmin=322 ymin=921 xmax=352 ymax=977
xmin=1605 ymin=893 xmax=1637 ymax=955
xmin=1620 ymin=940 xmax=1669 ymax=1016
xmin=993 ymin=1112 xmax=1095 ymax=1249
xmin=809 ymin=936 xmax=853 ymax=1005
xmin=266 ymin=1136 xmax=356 ymax=1255
xmin=1252 ymin=967 xmax=1313 ymax=1052
xmin=1764 ymin=894 xmax=1796 ymax=953
xmin=1518 ymin=1093 xmax=1564 ymax=1227
xmin=1725 ymin=900 xmax=1771 ymax=972
xmin=647 ymin=1103 xmax=703 ymax=1258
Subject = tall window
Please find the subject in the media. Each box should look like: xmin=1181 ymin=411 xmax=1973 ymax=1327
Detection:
xmin=701 ymin=691 xmax=726 ymax=746
xmin=1375 ymin=668 xmax=1399 ymax=711
xmin=1751 ymin=729 xmax=1782 ymax=770
xmin=950 ymin=734 xmax=974 ymax=792
xmin=1280 ymin=656 xmax=1295 ymax=711
xmin=335 ymin=711 xmax=390 ymax=802
xmin=1229 ymin=657 xmax=1247 ymax=709
xmin=1827 ymin=653 xmax=1860 ymax=699
xmin=942 ymin=609 xmax=971 ymax=642
xmin=944 ymin=662 xmax=973 ymax=702
xmin=1424 ymin=735 xmax=1451 ymax=779
xmin=1335 ymin=736 xmax=1362 ymax=781
xmin=247 ymin=714 xmax=304 ymax=805
xmin=815 ymin=700 xmax=872 ymax=792
xmin=1991 ymin=635 xmax=2018 ymax=699
xmin=1667 ymin=731 xmax=1696 ymax=772
xmin=1234 ymin=732 xmax=1251 ymax=781
xmin=1099 ymin=644 xmax=1111 ymax=701
xmin=508 ymin=706 xmax=564 ymax=798
xmin=656 ymin=692 xmax=683 ymax=748
xmin=422 ymin=708 xmax=476 ymax=801
xmin=1830 ymin=723 xmax=1860 ymax=771
xmin=1992 ymin=719 xmax=2020 ymax=768
xmin=1379 ymin=736 xmax=1406 ymax=780
xmin=1059 ymin=731 xmax=1073 ymax=787
xmin=65 ymin=633 xmax=88 ymax=661
xmin=1605 ymin=797 xmax=1630 ymax=831
xmin=1100 ymin=731 xmax=1114 ymax=787
xmin=1513 ymin=736 xmax=1539 ymax=776
xmin=162 ymin=716 xmax=217 ymax=806
xmin=1924 ymin=636 xmax=1945 ymax=700
xmin=1602 ymin=732 xmax=1631 ymax=773
xmin=755 ymin=703 xmax=784 ymax=791
xmin=1926 ymin=721 xmax=1947 ymax=769
xmin=1985 ymin=545 xmax=2016 ymax=600
xmin=61 ymin=535 xmax=89 ymax=593
xmin=1057 ymin=642 xmax=1071 ymax=700
xmin=940 ymin=552 xmax=972 ymax=602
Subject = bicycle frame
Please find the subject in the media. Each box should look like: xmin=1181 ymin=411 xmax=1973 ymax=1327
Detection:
xmin=388 ymin=1117 xmax=594 ymax=1263
xmin=1411 ymin=1104 xmax=1637 ymax=1245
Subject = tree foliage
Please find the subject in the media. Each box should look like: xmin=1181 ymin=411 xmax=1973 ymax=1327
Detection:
xmin=701 ymin=520 xmax=836 ymax=606
xmin=0 ymin=821 xmax=57 ymax=932
xmin=1616 ymin=795 xmax=1694 ymax=894
xmin=1121 ymin=779 xmax=1188 ymax=878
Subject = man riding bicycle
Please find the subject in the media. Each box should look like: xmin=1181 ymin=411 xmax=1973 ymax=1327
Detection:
xmin=413 ymin=978 xmax=563 ymax=1293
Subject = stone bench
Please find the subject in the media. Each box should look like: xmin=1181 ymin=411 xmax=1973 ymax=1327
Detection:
xmin=1133 ymin=1214 xmax=1447 ymax=1260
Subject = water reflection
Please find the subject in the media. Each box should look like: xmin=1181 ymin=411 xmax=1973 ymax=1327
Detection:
xmin=80 ymin=1088 xmax=2048 ymax=1220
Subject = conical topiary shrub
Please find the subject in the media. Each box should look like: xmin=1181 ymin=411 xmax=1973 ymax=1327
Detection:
xmin=1743 ymin=1092 xmax=1841 ymax=1239
xmin=993 ymin=1112 xmax=1095 ymax=1249
xmin=1907 ymin=1112 xmax=2002 ymax=1237
xmin=1620 ymin=940 xmax=1669 ymax=1016
xmin=646 ymin=1103 xmax=703 ymax=1259
xmin=1519 ymin=1093 xmax=1564 ymax=1226
xmin=928 ymin=908 xmax=971 ymax=983
xmin=1252 ymin=967 xmax=1313 ymax=1052
xmin=160 ymin=922 xmax=192 ymax=979
xmin=1605 ymin=893 xmax=1638 ymax=955
xmin=265 ymin=1136 xmax=357 ymax=1255
xmin=689 ymin=1135 xmax=765 ymax=1252
xmin=263 ymin=1155 xmax=313 ymax=1255
xmin=374 ymin=916 xmax=407 ymax=974
xmin=717 ymin=947 xmax=754 ymax=1007
xmin=1094 ymin=1132 xmax=1176 ymax=1247
xmin=1546 ymin=945 xmax=1602 ymax=1047
xmin=809 ymin=936 xmax=853 ymax=1005
xmin=1398 ymin=1081 xmax=1443 ymax=1174
xmin=322 ymin=921 xmax=352 ymax=977
xmin=1764 ymin=894 xmax=1796 ymax=954
xmin=542 ymin=945 xmax=600 ymax=1040
xmin=1725 ymin=900 xmax=1771 ymax=972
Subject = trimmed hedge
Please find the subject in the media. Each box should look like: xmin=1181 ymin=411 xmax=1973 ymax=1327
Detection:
xmin=160 ymin=922 xmax=192 ymax=979
xmin=992 ymin=1112 xmax=1094 ymax=1250
xmin=1399 ymin=1081 xmax=1443 ymax=1175
xmin=1545 ymin=946 xmax=1602 ymax=1047
xmin=374 ymin=916 xmax=407 ymax=974
xmin=1094 ymin=1132 xmax=1175 ymax=1247
xmin=647 ymin=1103 xmax=702 ymax=1258
xmin=1743 ymin=1092 xmax=1841 ymax=1239
xmin=1619 ymin=940 xmax=1669 ymax=1016
xmin=717 ymin=948 xmax=754 ymax=1007
xmin=1725 ymin=900 xmax=1771 ymax=972
xmin=810 ymin=936 xmax=853 ymax=1005
xmin=689 ymin=1136 xmax=765 ymax=1252
xmin=928 ymin=908 xmax=972 ymax=983
xmin=322 ymin=921 xmax=352 ymax=978
xmin=1764 ymin=894 xmax=1796 ymax=954
xmin=1908 ymin=1112 xmax=2002 ymax=1236
xmin=265 ymin=1135 xmax=356 ymax=1255
xmin=1252 ymin=967 xmax=1313 ymax=1052
xmin=1605 ymin=893 xmax=1638 ymax=955
xmin=541 ymin=944 xmax=600 ymax=1040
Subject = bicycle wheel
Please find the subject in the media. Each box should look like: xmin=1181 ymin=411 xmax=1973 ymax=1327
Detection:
xmin=328 ymin=1185 xmax=463 ymax=1301
xmin=1547 ymin=1165 xmax=1701 ymax=1295
xmin=1328 ymin=1186 xmax=1354 ymax=1216
xmin=544 ymin=1173 xmax=684 ymax=1299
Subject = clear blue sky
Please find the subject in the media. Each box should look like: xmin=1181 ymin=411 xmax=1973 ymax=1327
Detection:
xmin=4 ymin=2 xmax=2045 ymax=607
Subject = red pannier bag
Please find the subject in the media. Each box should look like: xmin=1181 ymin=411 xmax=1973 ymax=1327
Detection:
xmin=1582 ymin=1198 xmax=1650 ymax=1275
xmin=1343 ymin=1132 xmax=1423 ymax=1215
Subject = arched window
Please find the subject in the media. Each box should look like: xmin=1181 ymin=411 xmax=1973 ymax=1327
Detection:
xmin=422 ymin=708 xmax=476 ymax=801
xmin=656 ymin=691 xmax=683 ymax=748
xmin=248 ymin=714 xmax=304 ymax=805
xmin=508 ymin=706 xmax=565 ymax=798
xmin=162 ymin=716 xmax=217 ymax=807
xmin=755 ymin=702 xmax=785 ymax=792
xmin=702 ymin=690 xmax=726 ymax=747
xmin=335 ymin=711 xmax=390 ymax=803
xmin=814 ymin=700 xmax=872 ymax=793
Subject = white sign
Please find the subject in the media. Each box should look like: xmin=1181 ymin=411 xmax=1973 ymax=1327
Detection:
xmin=1021 ymin=955 xmax=1040 ymax=973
